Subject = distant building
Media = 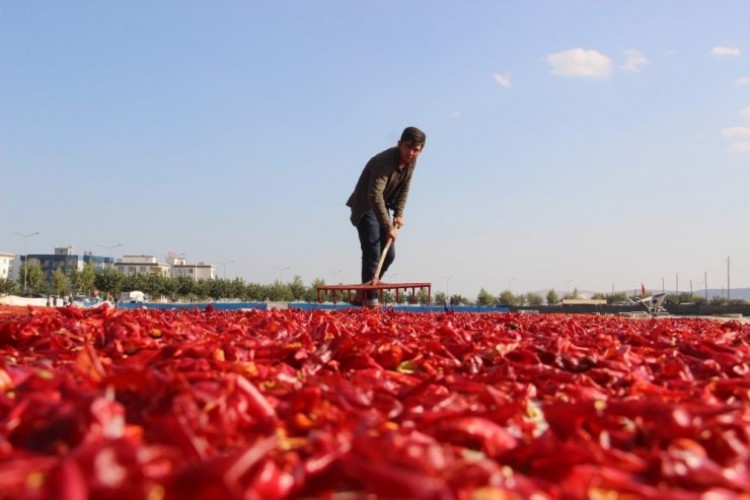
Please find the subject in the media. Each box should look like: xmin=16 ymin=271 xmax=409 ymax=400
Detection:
xmin=115 ymin=255 xmax=171 ymax=277
xmin=24 ymin=247 xmax=115 ymax=281
xmin=166 ymin=253 xmax=216 ymax=281
xmin=0 ymin=253 xmax=15 ymax=280
xmin=18 ymin=247 xmax=218 ymax=283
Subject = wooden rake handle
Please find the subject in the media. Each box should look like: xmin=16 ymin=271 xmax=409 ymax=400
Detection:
xmin=372 ymin=222 xmax=401 ymax=282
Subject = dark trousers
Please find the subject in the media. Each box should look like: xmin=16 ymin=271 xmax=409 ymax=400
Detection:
xmin=357 ymin=211 xmax=395 ymax=297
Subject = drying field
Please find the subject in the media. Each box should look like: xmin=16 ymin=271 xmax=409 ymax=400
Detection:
xmin=1 ymin=305 xmax=749 ymax=498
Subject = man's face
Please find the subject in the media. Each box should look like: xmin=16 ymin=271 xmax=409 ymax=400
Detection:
xmin=398 ymin=141 xmax=424 ymax=165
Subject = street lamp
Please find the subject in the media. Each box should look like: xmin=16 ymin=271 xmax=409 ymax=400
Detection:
xmin=273 ymin=266 xmax=290 ymax=282
xmin=98 ymin=243 xmax=122 ymax=268
xmin=440 ymin=275 xmax=453 ymax=297
xmin=218 ymin=260 xmax=234 ymax=279
xmin=14 ymin=231 xmax=40 ymax=294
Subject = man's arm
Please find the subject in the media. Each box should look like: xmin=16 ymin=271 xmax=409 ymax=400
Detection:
xmin=391 ymin=167 xmax=414 ymax=223
xmin=367 ymin=167 xmax=395 ymax=233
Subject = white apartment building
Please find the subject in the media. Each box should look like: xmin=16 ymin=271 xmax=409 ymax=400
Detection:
xmin=0 ymin=253 xmax=15 ymax=280
xmin=115 ymin=254 xmax=216 ymax=281
xmin=166 ymin=254 xmax=216 ymax=281
xmin=114 ymin=255 xmax=171 ymax=277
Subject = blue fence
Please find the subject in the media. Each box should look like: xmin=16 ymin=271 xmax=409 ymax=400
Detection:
xmin=116 ymin=302 xmax=268 ymax=311
xmin=289 ymin=303 xmax=510 ymax=313
xmin=114 ymin=301 xmax=510 ymax=313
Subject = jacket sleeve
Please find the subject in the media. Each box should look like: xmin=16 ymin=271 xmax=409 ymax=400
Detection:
xmin=392 ymin=167 xmax=414 ymax=220
xmin=367 ymin=162 xmax=394 ymax=232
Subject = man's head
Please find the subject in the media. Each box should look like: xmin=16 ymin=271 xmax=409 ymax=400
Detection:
xmin=397 ymin=126 xmax=426 ymax=165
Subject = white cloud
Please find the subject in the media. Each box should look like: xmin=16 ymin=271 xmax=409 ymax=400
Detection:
xmin=710 ymin=46 xmax=741 ymax=57
xmin=722 ymin=126 xmax=750 ymax=138
xmin=447 ymin=111 xmax=461 ymax=119
xmin=546 ymin=48 xmax=612 ymax=78
xmin=743 ymin=106 xmax=750 ymax=121
xmin=622 ymin=49 xmax=650 ymax=72
xmin=728 ymin=141 xmax=750 ymax=154
xmin=493 ymin=72 xmax=512 ymax=88
xmin=737 ymin=77 xmax=750 ymax=85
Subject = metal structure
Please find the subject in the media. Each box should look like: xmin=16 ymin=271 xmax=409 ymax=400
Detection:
xmin=316 ymin=282 xmax=432 ymax=306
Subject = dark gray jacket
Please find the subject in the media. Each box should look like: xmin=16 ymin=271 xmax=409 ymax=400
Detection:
xmin=346 ymin=147 xmax=415 ymax=232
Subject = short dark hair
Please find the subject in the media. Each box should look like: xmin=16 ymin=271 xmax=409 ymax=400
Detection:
xmin=400 ymin=126 xmax=426 ymax=146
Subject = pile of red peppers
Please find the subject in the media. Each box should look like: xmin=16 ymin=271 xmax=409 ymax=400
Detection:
xmin=1 ymin=304 xmax=750 ymax=498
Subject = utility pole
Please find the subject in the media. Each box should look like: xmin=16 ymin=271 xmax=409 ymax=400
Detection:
xmin=727 ymin=256 xmax=731 ymax=301
xmin=14 ymin=231 xmax=40 ymax=294
xmin=704 ymin=271 xmax=708 ymax=299
xmin=218 ymin=260 xmax=234 ymax=279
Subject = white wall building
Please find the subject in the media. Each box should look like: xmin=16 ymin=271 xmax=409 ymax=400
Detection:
xmin=115 ymin=255 xmax=170 ymax=277
xmin=166 ymin=253 xmax=216 ymax=280
xmin=170 ymin=262 xmax=216 ymax=281
xmin=115 ymin=254 xmax=216 ymax=280
xmin=0 ymin=253 xmax=15 ymax=280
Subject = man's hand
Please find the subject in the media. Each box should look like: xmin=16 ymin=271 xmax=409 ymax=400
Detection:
xmin=389 ymin=217 xmax=403 ymax=240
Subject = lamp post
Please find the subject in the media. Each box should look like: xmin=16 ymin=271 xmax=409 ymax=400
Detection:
xmin=98 ymin=243 xmax=122 ymax=268
xmin=218 ymin=260 xmax=234 ymax=279
xmin=440 ymin=275 xmax=453 ymax=298
xmin=14 ymin=231 xmax=40 ymax=294
xmin=273 ymin=266 xmax=290 ymax=282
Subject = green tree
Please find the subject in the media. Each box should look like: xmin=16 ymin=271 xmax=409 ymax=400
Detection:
xmin=476 ymin=288 xmax=495 ymax=306
xmin=0 ymin=278 xmax=20 ymax=295
xmin=562 ymin=287 xmax=581 ymax=300
xmin=175 ymin=276 xmax=195 ymax=299
xmin=73 ymin=262 xmax=96 ymax=296
xmin=450 ymin=294 xmax=469 ymax=306
xmin=709 ymin=295 xmax=727 ymax=307
xmin=288 ymin=275 xmax=306 ymax=301
xmin=206 ymin=278 xmax=227 ymax=301
xmin=52 ymin=268 xmax=71 ymax=296
xmin=526 ymin=292 xmax=544 ymax=307
xmin=193 ymin=279 xmax=210 ymax=301
xmin=20 ymin=259 xmax=45 ymax=293
xmin=416 ymin=288 xmax=431 ymax=305
xmin=605 ymin=291 xmax=628 ymax=304
xmin=266 ymin=280 xmax=293 ymax=301
xmin=433 ymin=291 xmax=447 ymax=306
xmin=122 ymin=274 xmax=149 ymax=294
xmin=244 ymin=282 xmax=266 ymax=301
xmin=546 ymin=289 xmax=560 ymax=305
xmin=497 ymin=290 xmax=515 ymax=306
xmin=304 ymin=278 xmax=325 ymax=303
xmin=94 ymin=268 xmax=124 ymax=297
xmin=229 ymin=278 xmax=246 ymax=301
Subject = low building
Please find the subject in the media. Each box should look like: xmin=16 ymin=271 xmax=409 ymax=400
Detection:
xmin=0 ymin=253 xmax=15 ymax=280
xmin=24 ymin=247 xmax=115 ymax=281
xmin=115 ymin=255 xmax=171 ymax=277
xmin=167 ymin=254 xmax=216 ymax=281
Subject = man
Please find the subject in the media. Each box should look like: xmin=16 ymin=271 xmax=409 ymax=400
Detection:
xmin=346 ymin=126 xmax=426 ymax=307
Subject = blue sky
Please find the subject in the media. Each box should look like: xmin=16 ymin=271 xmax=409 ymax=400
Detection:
xmin=2 ymin=1 xmax=749 ymax=298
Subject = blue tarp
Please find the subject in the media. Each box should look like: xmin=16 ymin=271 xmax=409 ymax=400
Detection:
xmin=289 ymin=303 xmax=510 ymax=313
xmin=115 ymin=302 xmax=509 ymax=313
xmin=116 ymin=302 xmax=267 ymax=311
